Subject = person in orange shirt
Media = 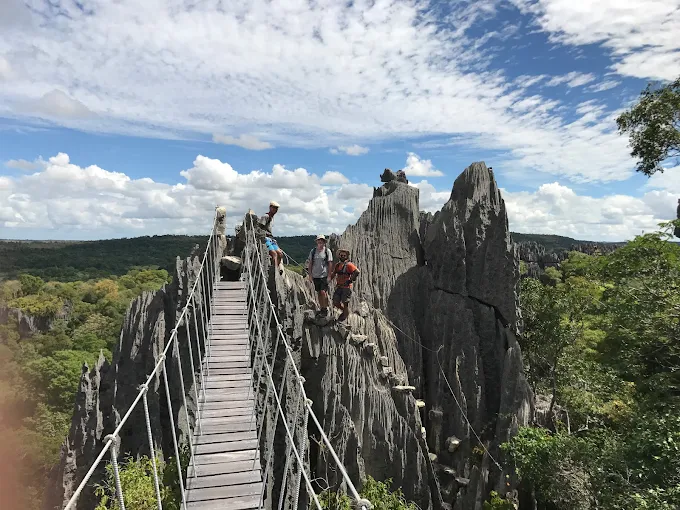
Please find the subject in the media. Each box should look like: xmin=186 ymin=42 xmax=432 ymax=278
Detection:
xmin=330 ymin=248 xmax=360 ymax=322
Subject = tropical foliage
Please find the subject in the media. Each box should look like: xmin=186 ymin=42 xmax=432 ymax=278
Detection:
xmin=508 ymin=220 xmax=680 ymax=509
xmin=0 ymin=268 xmax=170 ymax=510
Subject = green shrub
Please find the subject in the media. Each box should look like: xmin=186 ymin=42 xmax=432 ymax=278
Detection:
xmin=95 ymin=453 xmax=179 ymax=510
xmin=318 ymin=477 xmax=416 ymax=510
xmin=483 ymin=491 xmax=515 ymax=510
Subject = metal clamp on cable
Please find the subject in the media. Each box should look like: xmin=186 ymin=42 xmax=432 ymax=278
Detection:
xmin=354 ymin=498 xmax=373 ymax=510
xmin=137 ymin=383 xmax=149 ymax=393
xmin=104 ymin=433 xmax=120 ymax=446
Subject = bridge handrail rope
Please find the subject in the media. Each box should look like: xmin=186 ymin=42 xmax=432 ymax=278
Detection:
xmin=242 ymin=216 xmax=371 ymax=510
xmin=64 ymin=209 xmax=223 ymax=510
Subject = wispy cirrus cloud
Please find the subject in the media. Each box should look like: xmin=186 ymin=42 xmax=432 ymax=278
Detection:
xmin=330 ymin=145 xmax=370 ymax=156
xmin=510 ymin=0 xmax=680 ymax=81
xmin=0 ymin=0 xmax=650 ymax=185
xmin=212 ymin=134 xmax=273 ymax=150
xmin=545 ymin=72 xmax=596 ymax=88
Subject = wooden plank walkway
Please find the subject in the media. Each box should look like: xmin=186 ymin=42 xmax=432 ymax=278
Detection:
xmin=186 ymin=281 xmax=262 ymax=510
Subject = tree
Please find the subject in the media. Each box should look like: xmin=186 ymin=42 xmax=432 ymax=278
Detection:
xmin=520 ymin=276 xmax=599 ymax=417
xmin=19 ymin=274 xmax=45 ymax=296
xmin=617 ymin=77 xmax=680 ymax=176
xmin=597 ymin=225 xmax=680 ymax=405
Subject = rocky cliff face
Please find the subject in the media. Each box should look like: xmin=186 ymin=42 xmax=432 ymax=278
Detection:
xmin=0 ymin=303 xmax=69 ymax=338
xmin=255 ymin=262 xmax=441 ymax=510
xmin=49 ymin=246 xmax=217 ymax=509
xmin=333 ymin=162 xmax=533 ymax=509
xmin=515 ymin=240 xmax=621 ymax=279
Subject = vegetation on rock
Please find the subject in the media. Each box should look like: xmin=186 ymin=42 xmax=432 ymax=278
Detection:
xmin=0 ymin=268 xmax=170 ymax=510
xmin=507 ymin=219 xmax=680 ymax=509
xmin=318 ymin=477 xmax=417 ymax=510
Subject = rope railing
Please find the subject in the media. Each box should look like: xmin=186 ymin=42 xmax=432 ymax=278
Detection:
xmin=64 ymin=209 xmax=222 ymax=510
xmin=242 ymin=216 xmax=371 ymax=510
xmin=64 ymin=208 xmax=371 ymax=510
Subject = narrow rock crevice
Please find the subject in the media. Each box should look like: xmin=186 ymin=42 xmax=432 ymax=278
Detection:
xmin=432 ymin=285 xmax=510 ymax=329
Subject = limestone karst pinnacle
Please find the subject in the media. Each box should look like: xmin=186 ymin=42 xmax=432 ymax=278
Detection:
xmin=53 ymin=162 xmax=532 ymax=510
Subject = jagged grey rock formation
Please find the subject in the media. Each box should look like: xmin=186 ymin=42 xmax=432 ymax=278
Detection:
xmin=253 ymin=253 xmax=442 ymax=510
xmin=380 ymin=168 xmax=409 ymax=184
xmin=515 ymin=241 xmax=562 ymax=279
xmin=49 ymin=247 xmax=214 ymax=510
xmin=329 ymin=179 xmax=421 ymax=312
xmin=333 ymin=162 xmax=533 ymax=509
xmin=514 ymin=240 xmax=622 ymax=279
xmin=0 ymin=303 xmax=69 ymax=338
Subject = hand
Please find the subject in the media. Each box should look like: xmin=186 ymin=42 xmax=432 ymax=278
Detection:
xmin=308 ymin=274 xmax=313 ymax=282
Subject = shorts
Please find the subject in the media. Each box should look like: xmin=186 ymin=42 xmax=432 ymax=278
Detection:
xmin=264 ymin=237 xmax=279 ymax=252
xmin=313 ymin=277 xmax=329 ymax=293
xmin=333 ymin=287 xmax=352 ymax=304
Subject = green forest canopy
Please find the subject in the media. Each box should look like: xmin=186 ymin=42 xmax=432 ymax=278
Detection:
xmin=0 ymin=232 xmax=622 ymax=283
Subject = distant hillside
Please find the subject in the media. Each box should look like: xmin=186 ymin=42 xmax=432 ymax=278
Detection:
xmin=0 ymin=235 xmax=206 ymax=281
xmin=0 ymin=232 xmax=628 ymax=282
xmin=510 ymin=232 xmax=625 ymax=253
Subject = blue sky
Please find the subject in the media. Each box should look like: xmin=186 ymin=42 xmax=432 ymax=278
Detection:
xmin=1 ymin=0 xmax=679 ymax=241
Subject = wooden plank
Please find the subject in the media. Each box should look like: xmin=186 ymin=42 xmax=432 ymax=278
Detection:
xmin=194 ymin=449 xmax=259 ymax=465
xmin=201 ymin=415 xmax=256 ymax=427
xmin=208 ymin=347 xmax=249 ymax=355
xmin=206 ymin=363 xmax=250 ymax=370
xmin=202 ymin=387 xmax=250 ymax=398
xmin=203 ymin=373 xmax=251 ymax=382
xmin=207 ymin=356 xmax=250 ymax=364
xmin=199 ymin=421 xmax=256 ymax=435
xmin=195 ymin=439 xmax=258 ymax=455
xmin=203 ymin=369 xmax=250 ymax=377
xmin=203 ymin=381 xmax=251 ymax=390
xmin=210 ymin=337 xmax=249 ymax=343
xmin=188 ymin=459 xmax=260 ymax=478
xmin=186 ymin=494 xmax=260 ymax=510
xmin=200 ymin=400 xmax=253 ymax=411
xmin=199 ymin=396 xmax=253 ymax=407
xmin=187 ymin=482 xmax=262 ymax=503
xmin=187 ymin=470 xmax=260 ymax=491
xmin=201 ymin=407 xmax=254 ymax=419
xmin=194 ymin=430 xmax=256 ymax=445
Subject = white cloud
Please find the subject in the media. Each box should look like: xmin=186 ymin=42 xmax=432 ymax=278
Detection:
xmin=412 ymin=180 xmax=451 ymax=213
xmin=588 ymin=80 xmax=620 ymax=93
xmin=321 ymin=171 xmax=350 ymax=185
xmin=29 ymin=90 xmax=94 ymax=119
xmin=0 ymin=153 xmax=368 ymax=239
xmin=402 ymin=153 xmax=444 ymax=177
xmin=511 ymin=0 xmax=680 ymax=81
xmin=5 ymin=157 xmax=46 ymax=171
xmin=0 ymin=55 xmax=11 ymax=81
xmin=335 ymin=183 xmax=373 ymax=201
xmin=330 ymin=145 xmax=370 ymax=156
xmin=1 ymin=152 xmax=678 ymax=241
xmin=0 ymin=0 xmax=652 ymax=183
xmin=545 ymin=72 xmax=596 ymax=88
xmin=212 ymin=134 xmax=273 ymax=150
xmin=504 ymin=182 xmax=678 ymax=241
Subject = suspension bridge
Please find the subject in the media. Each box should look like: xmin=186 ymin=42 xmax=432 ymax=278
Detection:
xmin=63 ymin=209 xmax=371 ymax=510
